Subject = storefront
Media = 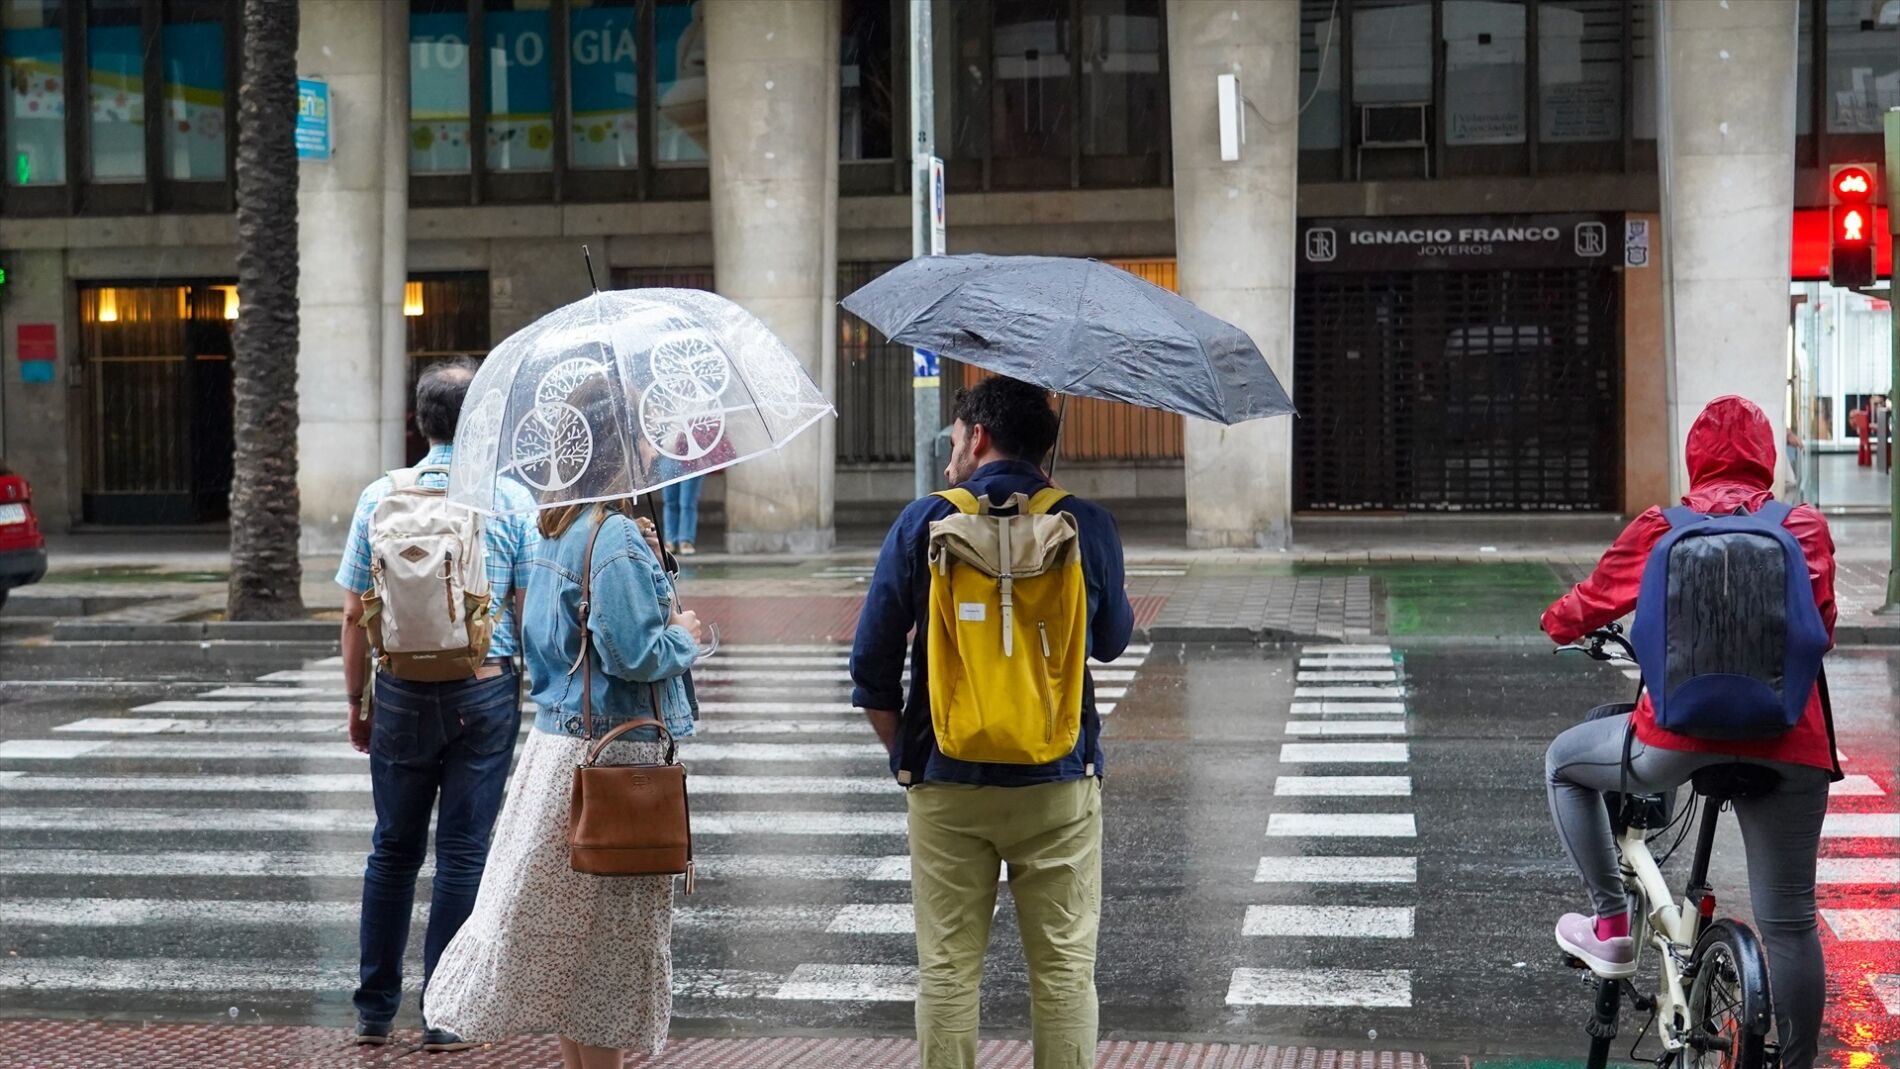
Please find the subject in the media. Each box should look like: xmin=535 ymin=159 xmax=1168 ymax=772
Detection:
xmin=1293 ymin=213 xmax=1625 ymax=512
xmin=1788 ymin=207 xmax=1893 ymax=512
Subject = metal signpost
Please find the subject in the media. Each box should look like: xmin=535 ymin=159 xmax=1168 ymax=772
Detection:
xmin=910 ymin=0 xmax=942 ymax=498
xmin=1884 ymin=108 xmax=1900 ymax=612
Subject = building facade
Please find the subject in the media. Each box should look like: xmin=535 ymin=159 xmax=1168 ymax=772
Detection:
xmin=0 ymin=0 xmax=1891 ymax=547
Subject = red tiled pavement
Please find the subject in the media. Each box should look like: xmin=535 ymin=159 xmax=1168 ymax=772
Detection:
xmin=0 ymin=1025 xmax=1432 ymax=1069
xmin=681 ymin=595 xmax=1166 ymax=646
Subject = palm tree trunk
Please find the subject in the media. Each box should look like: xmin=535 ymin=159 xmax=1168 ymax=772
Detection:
xmin=227 ymin=0 xmax=306 ymax=621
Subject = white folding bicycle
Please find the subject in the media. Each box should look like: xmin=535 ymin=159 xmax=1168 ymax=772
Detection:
xmin=1558 ymin=624 xmax=1776 ymax=1069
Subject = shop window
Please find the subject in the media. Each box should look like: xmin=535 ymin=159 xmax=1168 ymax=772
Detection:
xmin=1298 ymin=0 xmax=1343 ymax=152
xmin=1538 ymin=0 xmax=1622 ymax=146
xmin=569 ymin=0 xmax=638 ymax=170
xmin=1352 ymin=0 xmax=1431 ymax=108
xmin=841 ymin=0 xmax=894 ymax=161
xmin=1823 ymin=0 xmax=1899 ymax=133
xmin=653 ymin=0 xmax=706 ymax=164
xmin=163 ymin=1 xmax=228 ymax=181
xmin=410 ymin=0 xmax=472 ymax=174
xmin=1443 ymin=0 xmax=1526 ymax=148
xmin=484 ymin=0 xmax=553 ymax=173
xmin=1078 ymin=0 xmax=1161 ymax=158
xmin=990 ymin=0 xmax=1073 ymax=160
xmin=3 ymin=0 xmax=66 ymax=188
xmin=1798 ymin=0 xmax=1813 ymax=137
xmin=405 ymin=273 xmax=491 ymax=463
xmin=87 ymin=0 xmax=143 ymax=182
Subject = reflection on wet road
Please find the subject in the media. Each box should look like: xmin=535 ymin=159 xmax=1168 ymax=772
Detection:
xmin=4 ymin=639 xmax=1900 ymax=1060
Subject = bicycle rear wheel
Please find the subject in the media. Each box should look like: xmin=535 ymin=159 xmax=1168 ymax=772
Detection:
xmin=1679 ymin=919 xmax=1772 ymax=1069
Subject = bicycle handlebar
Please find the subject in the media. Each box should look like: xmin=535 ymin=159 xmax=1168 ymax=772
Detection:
xmin=1554 ymin=621 xmax=1635 ymax=663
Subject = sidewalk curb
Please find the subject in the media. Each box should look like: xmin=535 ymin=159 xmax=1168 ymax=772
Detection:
xmin=52 ymin=619 xmax=338 ymax=643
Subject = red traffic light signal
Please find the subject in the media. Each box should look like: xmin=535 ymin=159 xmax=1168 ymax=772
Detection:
xmin=1833 ymin=166 xmax=1875 ymax=202
xmin=1837 ymin=206 xmax=1871 ymax=246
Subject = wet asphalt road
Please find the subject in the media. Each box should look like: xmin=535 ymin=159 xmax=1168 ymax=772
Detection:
xmin=3 ymin=635 xmax=1900 ymax=1062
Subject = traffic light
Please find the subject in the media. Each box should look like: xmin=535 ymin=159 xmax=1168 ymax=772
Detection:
xmin=1829 ymin=163 xmax=1878 ymax=289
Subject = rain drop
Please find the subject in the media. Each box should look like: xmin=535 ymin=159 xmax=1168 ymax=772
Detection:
xmin=227 ymin=1007 xmax=240 ymax=1019
xmin=1367 ymin=1028 xmax=1378 ymax=1041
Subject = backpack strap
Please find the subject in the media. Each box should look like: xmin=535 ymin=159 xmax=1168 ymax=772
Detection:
xmin=934 ymin=488 xmax=982 ymax=515
xmin=1661 ymin=506 xmax=1708 ymax=530
xmin=387 ymin=468 xmax=421 ymax=492
xmin=1751 ymin=499 xmax=1794 ymax=526
xmin=1818 ymin=666 xmax=1844 ymax=782
xmin=1026 ymin=487 xmax=1071 ymax=515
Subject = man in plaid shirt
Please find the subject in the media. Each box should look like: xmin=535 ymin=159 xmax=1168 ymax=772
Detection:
xmin=335 ymin=358 xmax=538 ymax=1051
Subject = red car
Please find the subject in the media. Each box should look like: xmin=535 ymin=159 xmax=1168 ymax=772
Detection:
xmin=0 ymin=463 xmax=47 ymax=612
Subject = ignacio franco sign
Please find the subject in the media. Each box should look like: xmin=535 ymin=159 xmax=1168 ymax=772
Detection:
xmin=1299 ymin=214 xmax=1623 ymax=272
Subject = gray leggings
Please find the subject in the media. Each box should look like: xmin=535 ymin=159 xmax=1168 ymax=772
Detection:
xmin=1545 ymin=712 xmax=1831 ymax=1069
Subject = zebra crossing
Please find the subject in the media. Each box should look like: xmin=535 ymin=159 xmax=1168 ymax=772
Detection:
xmin=0 ymin=638 xmax=1153 ymax=1013
xmin=1228 ymin=643 xmax=1415 ymax=1011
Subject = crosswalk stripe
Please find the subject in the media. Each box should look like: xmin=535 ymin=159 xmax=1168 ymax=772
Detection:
xmin=1833 ymin=775 xmax=1886 ymax=796
xmin=702 ymin=657 xmax=850 ymax=668
xmin=200 ymin=687 xmax=333 ymax=699
xmin=1273 ymin=776 xmax=1411 ymax=797
xmin=1226 ymin=968 xmax=1411 ymax=1008
xmin=0 ymin=959 xmax=786 ymax=1000
xmin=1293 ymin=686 xmax=1404 ymax=700
xmin=1279 ymin=742 xmax=1409 ymax=764
xmin=1302 ymin=645 xmax=1393 ymax=656
xmin=1817 ymin=857 xmax=1900 ymax=884
xmin=54 ymin=718 xmax=345 ymax=736
xmin=825 ymin=904 xmax=923 ymax=934
xmin=1298 ymin=657 xmax=1395 ymax=669
xmin=716 ymin=645 xmax=849 ymax=656
xmin=1823 ymin=908 xmax=1900 ymax=941
xmin=1871 ymin=975 xmax=1900 ymax=1015
xmin=697 ymin=812 xmax=906 ymax=836
xmin=1296 ymin=670 xmax=1398 ymax=683
xmin=1267 ymin=813 xmax=1417 ymax=838
xmin=0 ymin=850 xmax=395 ymax=877
xmin=1254 ymin=856 xmax=1416 ymax=884
xmin=1823 ymin=813 xmax=1900 ymax=838
xmin=1288 ymin=701 xmax=1406 ymax=716
xmin=771 ymin=964 xmax=917 ymax=1001
xmin=131 ymin=700 xmax=343 ymax=714
xmin=0 ymin=774 xmax=893 ymax=795
xmin=696 ymin=702 xmax=859 ymax=714
xmin=1 ymin=739 xmax=889 ymax=762
xmin=1284 ymin=721 xmax=1408 ymax=737
xmin=1242 ymin=905 xmax=1414 ymax=938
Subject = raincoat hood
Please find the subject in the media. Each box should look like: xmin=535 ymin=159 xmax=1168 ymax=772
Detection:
xmin=1682 ymin=395 xmax=1775 ymax=509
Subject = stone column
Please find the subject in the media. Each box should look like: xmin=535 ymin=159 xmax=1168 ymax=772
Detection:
xmin=705 ymin=0 xmax=840 ymax=554
xmin=296 ymin=0 xmax=408 ymax=551
xmin=1168 ymin=1 xmax=1300 ymax=548
xmin=1657 ymin=0 xmax=1798 ymax=497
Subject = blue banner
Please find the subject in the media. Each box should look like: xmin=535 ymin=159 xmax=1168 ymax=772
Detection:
xmin=570 ymin=7 xmax=637 ymax=116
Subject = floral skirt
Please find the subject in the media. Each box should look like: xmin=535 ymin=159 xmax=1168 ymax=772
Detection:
xmin=426 ymin=729 xmax=674 ymax=1052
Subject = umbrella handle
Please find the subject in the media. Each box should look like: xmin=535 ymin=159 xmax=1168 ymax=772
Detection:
xmin=1046 ymin=395 xmax=1069 ymax=482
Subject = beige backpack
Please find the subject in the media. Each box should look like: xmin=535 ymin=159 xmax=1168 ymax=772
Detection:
xmin=358 ymin=466 xmax=496 ymax=682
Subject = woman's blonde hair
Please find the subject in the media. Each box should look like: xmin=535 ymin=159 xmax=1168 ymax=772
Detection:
xmin=537 ymin=497 xmax=637 ymax=541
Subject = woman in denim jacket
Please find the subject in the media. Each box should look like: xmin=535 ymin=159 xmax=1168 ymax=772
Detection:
xmin=428 ymin=496 xmax=706 ymax=1069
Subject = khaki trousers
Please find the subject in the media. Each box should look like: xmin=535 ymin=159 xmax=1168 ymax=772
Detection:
xmin=906 ymin=777 xmax=1103 ymax=1069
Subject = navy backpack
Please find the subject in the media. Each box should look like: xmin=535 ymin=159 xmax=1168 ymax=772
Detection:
xmin=1629 ymin=500 xmax=1829 ymax=741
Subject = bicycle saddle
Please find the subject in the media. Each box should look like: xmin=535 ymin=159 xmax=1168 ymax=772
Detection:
xmin=1690 ymin=764 xmax=1781 ymax=800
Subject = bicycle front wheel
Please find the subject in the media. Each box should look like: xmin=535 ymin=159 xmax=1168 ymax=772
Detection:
xmin=1680 ymin=919 xmax=1772 ymax=1069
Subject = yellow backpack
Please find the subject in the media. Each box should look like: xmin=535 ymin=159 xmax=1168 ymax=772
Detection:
xmin=925 ymin=487 xmax=1088 ymax=765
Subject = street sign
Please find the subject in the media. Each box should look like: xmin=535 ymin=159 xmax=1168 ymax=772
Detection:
xmin=296 ymin=78 xmax=331 ymax=160
xmin=929 ymin=156 xmax=946 ymax=256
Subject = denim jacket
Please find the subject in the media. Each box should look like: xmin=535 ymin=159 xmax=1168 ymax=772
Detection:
xmin=523 ymin=510 xmax=698 ymax=740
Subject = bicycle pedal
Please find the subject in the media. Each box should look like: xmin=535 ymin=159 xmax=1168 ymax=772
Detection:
xmin=1561 ymin=952 xmax=1590 ymax=971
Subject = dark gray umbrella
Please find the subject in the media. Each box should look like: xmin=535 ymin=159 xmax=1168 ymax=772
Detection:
xmin=839 ymin=254 xmax=1294 ymax=425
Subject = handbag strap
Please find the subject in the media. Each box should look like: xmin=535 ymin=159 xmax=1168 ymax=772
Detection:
xmin=583 ymin=716 xmax=678 ymax=767
xmin=577 ymin=513 xmax=610 ymax=742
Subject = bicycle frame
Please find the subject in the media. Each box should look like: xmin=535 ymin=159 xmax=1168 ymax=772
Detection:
xmin=1615 ymin=785 xmax=1723 ymax=1056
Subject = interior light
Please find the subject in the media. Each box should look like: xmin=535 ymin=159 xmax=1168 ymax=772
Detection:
xmin=404 ymin=280 xmax=426 ymax=318
xmin=97 ymin=288 xmax=119 ymax=323
xmin=220 ymin=285 xmax=240 ymax=321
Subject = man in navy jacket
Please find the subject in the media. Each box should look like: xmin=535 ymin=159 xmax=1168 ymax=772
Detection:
xmin=851 ymin=375 xmax=1133 ymax=1069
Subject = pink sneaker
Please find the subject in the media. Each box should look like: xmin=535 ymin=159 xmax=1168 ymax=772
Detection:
xmin=1555 ymin=912 xmax=1636 ymax=978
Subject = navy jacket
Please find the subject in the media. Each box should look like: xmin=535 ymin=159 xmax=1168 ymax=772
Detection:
xmin=849 ymin=460 xmax=1135 ymax=787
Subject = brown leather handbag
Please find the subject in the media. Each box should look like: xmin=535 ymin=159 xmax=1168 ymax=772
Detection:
xmin=565 ymin=515 xmax=696 ymax=890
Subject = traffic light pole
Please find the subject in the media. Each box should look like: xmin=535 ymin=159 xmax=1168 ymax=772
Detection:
xmin=1885 ymin=108 xmax=1900 ymax=613
xmin=909 ymin=0 xmax=938 ymax=499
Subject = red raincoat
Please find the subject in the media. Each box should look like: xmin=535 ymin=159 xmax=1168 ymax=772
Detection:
xmin=1541 ymin=396 xmax=1838 ymax=771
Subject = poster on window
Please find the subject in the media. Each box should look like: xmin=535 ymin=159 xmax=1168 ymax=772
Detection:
xmin=163 ymin=22 xmax=226 ymax=180
xmin=655 ymin=4 xmax=707 ymax=163
xmin=4 ymin=25 xmax=67 ymax=185
xmin=410 ymin=12 xmax=472 ymax=174
xmin=1445 ymin=37 xmax=1525 ymax=145
xmin=570 ymin=7 xmax=639 ymax=168
xmin=484 ymin=9 xmax=553 ymax=172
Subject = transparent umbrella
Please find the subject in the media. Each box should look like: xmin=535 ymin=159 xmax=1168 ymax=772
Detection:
xmin=447 ymin=288 xmax=832 ymax=517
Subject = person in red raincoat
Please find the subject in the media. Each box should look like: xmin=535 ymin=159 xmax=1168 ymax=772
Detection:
xmin=1541 ymin=395 xmax=1836 ymax=1069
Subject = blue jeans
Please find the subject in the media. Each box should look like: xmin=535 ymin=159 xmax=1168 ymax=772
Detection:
xmin=354 ymin=664 xmax=521 ymax=1028
xmin=664 ymin=476 xmax=703 ymax=545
